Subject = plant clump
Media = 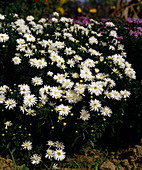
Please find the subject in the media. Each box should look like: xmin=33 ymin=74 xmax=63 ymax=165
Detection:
xmin=0 ymin=12 xmax=136 ymax=168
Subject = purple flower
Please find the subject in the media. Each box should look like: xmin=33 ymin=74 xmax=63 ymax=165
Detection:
xmin=48 ymin=19 xmax=52 ymax=23
xmin=124 ymin=27 xmax=131 ymax=30
xmin=133 ymin=18 xmax=140 ymax=24
xmin=74 ymin=20 xmax=83 ymax=25
xmin=116 ymin=36 xmax=123 ymax=40
xmin=129 ymin=30 xmax=134 ymax=35
xmin=137 ymin=27 xmax=142 ymax=31
xmin=126 ymin=18 xmax=133 ymax=23
xmin=101 ymin=18 xmax=107 ymax=22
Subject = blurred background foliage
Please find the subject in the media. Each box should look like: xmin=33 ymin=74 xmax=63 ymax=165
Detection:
xmin=0 ymin=0 xmax=141 ymax=19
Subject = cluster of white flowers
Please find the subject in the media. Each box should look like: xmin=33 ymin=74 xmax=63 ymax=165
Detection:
xmin=45 ymin=140 xmax=66 ymax=162
xmin=21 ymin=139 xmax=65 ymax=167
xmin=0 ymin=13 xmax=136 ymax=166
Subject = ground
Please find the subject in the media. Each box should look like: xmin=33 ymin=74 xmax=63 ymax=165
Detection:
xmin=0 ymin=140 xmax=142 ymax=169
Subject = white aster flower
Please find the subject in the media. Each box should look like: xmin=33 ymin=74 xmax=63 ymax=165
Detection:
xmin=0 ymin=14 xmax=5 ymax=20
xmin=39 ymin=85 xmax=50 ymax=95
xmin=62 ymin=79 xmax=74 ymax=89
xmin=89 ymin=36 xmax=98 ymax=45
xmin=47 ymin=140 xmax=55 ymax=148
xmin=45 ymin=149 xmax=54 ymax=159
xmin=72 ymin=72 xmax=79 ymax=79
xmin=67 ymin=59 xmax=75 ymax=67
xmin=24 ymin=33 xmax=35 ymax=42
xmin=50 ymin=51 xmax=58 ymax=63
xmin=125 ymin=61 xmax=132 ymax=68
xmin=74 ymin=83 xmax=86 ymax=95
xmin=23 ymin=94 xmax=37 ymax=107
xmin=56 ymin=56 xmax=65 ymax=67
xmin=60 ymin=17 xmax=69 ymax=22
xmin=112 ymin=54 xmax=125 ymax=66
xmin=88 ymin=49 xmax=102 ymax=56
xmin=29 ymin=58 xmax=37 ymax=67
xmin=84 ymin=59 xmax=95 ymax=68
xmin=54 ymin=149 xmax=66 ymax=161
xmin=65 ymin=90 xmax=82 ymax=103
xmin=52 ymin=163 xmax=59 ymax=169
xmin=55 ymin=141 xmax=65 ymax=150
xmin=19 ymin=84 xmax=30 ymax=95
xmin=56 ymin=104 xmax=71 ymax=116
xmin=32 ymin=76 xmax=43 ymax=86
xmin=30 ymin=154 xmax=41 ymax=165
xmin=21 ymin=141 xmax=32 ymax=150
xmin=105 ymin=78 xmax=116 ymax=88
xmin=53 ymin=12 xmax=59 ymax=17
xmin=90 ymin=99 xmax=101 ymax=112
xmin=64 ymin=47 xmax=74 ymax=55
xmin=105 ymin=22 xmax=115 ymax=27
xmin=0 ymin=33 xmax=9 ymax=42
xmin=118 ymin=44 xmax=124 ymax=51
xmin=54 ymin=41 xmax=65 ymax=49
xmin=47 ymin=71 xmax=54 ymax=76
xmin=4 ymin=121 xmax=12 ymax=129
xmin=38 ymin=18 xmax=46 ymax=23
xmin=26 ymin=15 xmax=34 ymax=21
xmin=12 ymin=56 xmax=21 ymax=65
xmin=73 ymin=55 xmax=82 ymax=62
xmin=54 ymin=32 xmax=61 ymax=38
xmin=104 ymin=90 xmax=110 ymax=98
xmin=120 ymin=90 xmax=131 ymax=98
xmin=80 ymin=67 xmax=94 ymax=81
xmin=101 ymin=106 xmax=112 ymax=117
xmin=24 ymin=48 xmax=34 ymax=58
xmin=39 ymin=94 xmax=48 ymax=104
xmin=5 ymin=99 xmax=17 ymax=110
xmin=78 ymin=46 xmax=87 ymax=53
xmin=96 ymin=73 xmax=106 ymax=80
xmin=88 ymin=82 xmax=104 ymax=96
xmin=125 ymin=68 xmax=136 ymax=79
xmin=15 ymin=18 xmax=25 ymax=26
xmin=51 ymin=18 xmax=58 ymax=23
xmin=20 ymin=105 xmax=27 ymax=114
xmin=109 ymin=45 xmax=115 ymax=50
xmin=53 ymin=74 xmax=65 ymax=83
xmin=109 ymin=90 xmax=122 ymax=100
xmin=0 ymin=85 xmax=9 ymax=94
xmin=0 ymin=94 xmax=5 ymax=103
xmin=80 ymin=109 xmax=90 ymax=121
xmin=26 ymin=108 xmax=35 ymax=116
xmin=50 ymin=87 xmax=62 ymax=99
xmin=38 ymin=39 xmax=48 ymax=48
xmin=17 ymin=24 xmax=30 ymax=34
xmin=109 ymin=30 xmax=117 ymax=37
xmin=16 ymin=44 xmax=26 ymax=52
xmin=16 ymin=38 xmax=25 ymax=45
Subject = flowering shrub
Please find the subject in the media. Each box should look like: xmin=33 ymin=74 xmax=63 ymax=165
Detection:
xmin=0 ymin=12 xmax=136 ymax=168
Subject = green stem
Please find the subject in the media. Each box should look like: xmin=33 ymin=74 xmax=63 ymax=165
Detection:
xmin=9 ymin=149 xmax=17 ymax=170
xmin=42 ymin=161 xmax=50 ymax=170
xmin=71 ymin=159 xmax=81 ymax=170
xmin=49 ymin=161 xmax=54 ymax=170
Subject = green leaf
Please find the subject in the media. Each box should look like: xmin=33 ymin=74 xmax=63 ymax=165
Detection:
xmin=19 ymin=164 xmax=29 ymax=170
xmin=88 ymin=164 xmax=92 ymax=168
